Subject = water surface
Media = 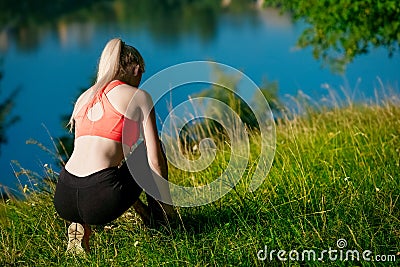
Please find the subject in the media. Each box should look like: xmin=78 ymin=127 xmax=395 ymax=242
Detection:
xmin=1 ymin=7 xmax=399 ymax=191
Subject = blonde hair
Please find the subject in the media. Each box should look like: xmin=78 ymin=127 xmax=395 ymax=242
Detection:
xmin=68 ymin=38 xmax=145 ymax=130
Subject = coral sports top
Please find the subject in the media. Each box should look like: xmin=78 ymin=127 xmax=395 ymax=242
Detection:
xmin=74 ymin=80 xmax=140 ymax=147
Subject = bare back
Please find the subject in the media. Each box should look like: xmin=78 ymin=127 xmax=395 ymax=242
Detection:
xmin=65 ymin=83 xmax=144 ymax=177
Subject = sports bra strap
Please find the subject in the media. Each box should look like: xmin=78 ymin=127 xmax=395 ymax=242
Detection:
xmin=102 ymin=80 xmax=126 ymax=94
xmin=74 ymin=80 xmax=140 ymax=146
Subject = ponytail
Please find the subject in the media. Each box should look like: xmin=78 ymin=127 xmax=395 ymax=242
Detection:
xmin=96 ymin=38 xmax=122 ymax=85
xmin=68 ymin=38 xmax=123 ymax=131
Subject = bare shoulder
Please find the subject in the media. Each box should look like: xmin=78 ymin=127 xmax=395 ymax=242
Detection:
xmin=111 ymin=83 xmax=152 ymax=99
xmin=73 ymin=89 xmax=92 ymax=111
xmin=122 ymin=87 xmax=155 ymax=120
xmin=108 ymin=83 xmax=138 ymax=98
xmin=76 ymin=89 xmax=89 ymax=102
xmin=134 ymin=88 xmax=154 ymax=105
xmin=106 ymin=84 xmax=140 ymax=108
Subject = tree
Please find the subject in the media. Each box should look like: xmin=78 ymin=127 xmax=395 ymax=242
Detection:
xmin=0 ymin=64 xmax=20 ymax=155
xmin=193 ymin=66 xmax=281 ymax=130
xmin=264 ymin=0 xmax=400 ymax=72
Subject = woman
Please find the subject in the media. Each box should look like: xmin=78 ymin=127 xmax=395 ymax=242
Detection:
xmin=54 ymin=38 xmax=175 ymax=253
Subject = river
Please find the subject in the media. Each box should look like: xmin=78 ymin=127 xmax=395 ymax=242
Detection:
xmin=0 ymin=5 xmax=399 ymax=193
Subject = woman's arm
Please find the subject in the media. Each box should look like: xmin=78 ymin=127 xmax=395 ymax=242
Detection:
xmin=139 ymin=90 xmax=176 ymax=220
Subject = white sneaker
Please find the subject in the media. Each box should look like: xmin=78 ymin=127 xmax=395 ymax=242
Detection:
xmin=66 ymin=223 xmax=85 ymax=254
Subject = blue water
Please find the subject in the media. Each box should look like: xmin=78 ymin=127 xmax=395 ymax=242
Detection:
xmin=1 ymin=10 xmax=399 ymax=192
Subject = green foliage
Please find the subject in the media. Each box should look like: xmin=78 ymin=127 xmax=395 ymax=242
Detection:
xmin=0 ymin=90 xmax=20 ymax=148
xmin=254 ymin=78 xmax=283 ymax=119
xmin=0 ymin=63 xmax=20 ymax=155
xmin=0 ymin=0 xmax=255 ymax=51
xmin=0 ymin=0 xmax=109 ymax=27
xmin=1 ymin=88 xmax=399 ymax=266
xmin=0 ymin=0 xmax=113 ymax=51
xmin=264 ymin=0 xmax=400 ymax=72
xmin=194 ymin=66 xmax=282 ymax=131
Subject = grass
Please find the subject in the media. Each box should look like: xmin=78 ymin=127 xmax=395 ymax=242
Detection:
xmin=1 ymin=88 xmax=399 ymax=266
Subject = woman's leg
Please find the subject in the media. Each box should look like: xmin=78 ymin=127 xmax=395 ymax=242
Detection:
xmin=132 ymin=199 xmax=151 ymax=225
xmin=126 ymin=142 xmax=173 ymax=224
xmin=83 ymin=224 xmax=91 ymax=252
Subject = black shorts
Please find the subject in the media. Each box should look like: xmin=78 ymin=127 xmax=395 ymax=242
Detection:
xmin=53 ymin=162 xmax=142 ymax=225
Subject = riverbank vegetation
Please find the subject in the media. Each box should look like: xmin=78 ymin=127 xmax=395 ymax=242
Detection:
xmin=1 ymin=86 xmax=399 ymax=266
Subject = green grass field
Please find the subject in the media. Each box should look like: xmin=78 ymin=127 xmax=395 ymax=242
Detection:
xmin=1 ymin=90 xmax=399 ymax=266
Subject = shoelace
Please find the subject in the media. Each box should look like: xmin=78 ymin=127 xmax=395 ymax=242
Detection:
xmin=69 ymin=224 xmax=82 ymax=244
